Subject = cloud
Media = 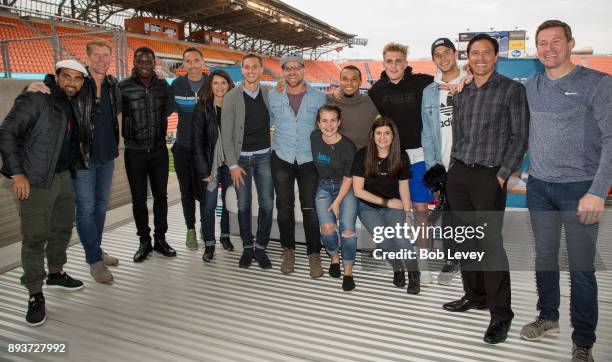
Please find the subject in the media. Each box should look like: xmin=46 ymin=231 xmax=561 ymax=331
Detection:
xmin=284 ymin=0 xmax=612 ymax=58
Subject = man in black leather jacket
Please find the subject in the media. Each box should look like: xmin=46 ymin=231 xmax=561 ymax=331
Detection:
xmin=118 ymin=46 xmax=177 ymax=262
xmin=26 ymin=40 xmax=123 ymax=284
xmin=0 ymin=60 xmax=88 ymax=326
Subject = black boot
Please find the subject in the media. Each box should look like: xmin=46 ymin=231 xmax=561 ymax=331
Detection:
xmin=220 ymin=236 xmax=234 ymax=251
xmin=202 ymin=245 xmax=215 ymax=262
xmin=393 ymin=270 xmax=406 ymax=287
xmin=153 ymin=237 xmax=177 ymax=257
xmin=133 ymin=242 xmax=153 ymax=262
xmin=407 ymin=271 xmax=421 ymax=295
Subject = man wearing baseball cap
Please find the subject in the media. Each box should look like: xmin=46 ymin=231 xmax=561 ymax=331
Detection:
xmin=421 ymin=38 xmax=467 ymax=285
xmin=268 ymin=51 xmax=327 ymax=277
xmin=0 ymin=59 xmax=88 ymax=326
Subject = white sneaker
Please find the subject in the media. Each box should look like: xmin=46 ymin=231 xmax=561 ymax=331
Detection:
xmin=420 ymin=270 xmax=433 ymax=284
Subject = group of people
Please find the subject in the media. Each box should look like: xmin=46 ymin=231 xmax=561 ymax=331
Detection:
xmin=0 ymin=19 xmax=609 ymax=361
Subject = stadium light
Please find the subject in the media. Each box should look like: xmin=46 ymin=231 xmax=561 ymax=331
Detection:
xmin=295 ymin=27 xmax=304 ymax=33
xmin=231 ymin=4 xmax=243 ymax=10
xmin=268 ymin=17 xmax=278 ymax=23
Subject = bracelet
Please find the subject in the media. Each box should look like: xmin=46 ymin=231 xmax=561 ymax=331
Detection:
xmin=381 ymin=198 xmax=388 ymax=207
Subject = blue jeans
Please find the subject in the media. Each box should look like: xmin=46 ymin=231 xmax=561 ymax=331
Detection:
xmin=200 ymin=166 xmax=231 ymax=246
xmin=315 ymin=179 xmax=358 ymax=265
xmin=527 ymin=176 xmax=598 ymax=348
xmin=358 ymin=201 xmax=417 ymax=272
xmin=72 ymin=160 xmax=115 ymax=264
xmin=235 ymin=152 xmax=274 ymax=249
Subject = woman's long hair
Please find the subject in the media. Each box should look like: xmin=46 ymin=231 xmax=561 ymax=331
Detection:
xmin=197 ymin=69 xmax=235 ymax=107
xmin=364 ymin=117 xmax=403 ymax=178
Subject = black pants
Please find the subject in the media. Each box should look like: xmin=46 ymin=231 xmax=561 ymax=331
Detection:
xmin=271 ymin=152 xmax=321 ymax=255
xmin=125 ymin=146 xmax=169 ymax=243
xmin=446 ymin=161 xmax=513 ymax=322
xmin=171 ymin=143 xmax=201 ymax=229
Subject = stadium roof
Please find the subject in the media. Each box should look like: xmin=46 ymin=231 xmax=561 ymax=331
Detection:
xmin=96 ymin=0 xmax=363 ymax=49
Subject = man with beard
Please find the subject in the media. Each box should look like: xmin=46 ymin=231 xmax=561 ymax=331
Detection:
xmin=0 ymin=60 xmax=88 ymax=326
xmin=268 ymin=52 xmax=327 ymax=278
xmin=26 ymin=40 xmax=122 ymax=284
xmin=119 ymin=47 xmax=177 ymax=263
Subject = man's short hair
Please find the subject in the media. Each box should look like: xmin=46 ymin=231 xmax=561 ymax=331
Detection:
xmin=242 ymin=53 xmax=262 ymax=66
xmin=134 ymin=46 xmax=155 ymax=60
xmin=86 ymin=39 xmax=112 ymax=56
xmin=383 ymin=42 xmax=409 ymax=59
xmin=535 ymin=20 xmax=573 ymax=43
xmin=341 ymin=65 xmax=362 ymax=80
xmin=183 ymin=47 xmax=203 ymax=59
xmin=467 ymin=33 xmax=499 ymax=55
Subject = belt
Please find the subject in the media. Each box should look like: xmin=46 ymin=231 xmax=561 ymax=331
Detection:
xmin=456 ymin=159 xmax=497 ymax=169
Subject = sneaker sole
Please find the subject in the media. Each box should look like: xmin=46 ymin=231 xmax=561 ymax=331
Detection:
xmin=27 ymin=315 xmax=46 ymax=327
xmin=520 ymin=327 xmax=560 ymax=341
xmin=153 ymin=250 xmax=177 ymax=258
xmin=45 ymin=284 xmax=84 ymax=291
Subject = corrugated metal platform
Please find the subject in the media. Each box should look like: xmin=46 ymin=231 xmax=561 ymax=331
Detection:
xmin=0 ymin=204 xmax=610 ymax=361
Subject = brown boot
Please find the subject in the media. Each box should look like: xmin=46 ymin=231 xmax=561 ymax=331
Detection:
xmin=280 ymin=248 xmax=295 ymax=274
xmin=102 ymin=250 xmax=119 ymax=266
xmin=90 ymin=261 xmax=113 ymax=284
xmin=308 ymin=253 xmax=324 ymax=279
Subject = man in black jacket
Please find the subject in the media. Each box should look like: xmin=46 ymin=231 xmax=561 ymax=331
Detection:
xmin=119 ymin=47 xmax=177 ymax=262
xmin=0 ymin=60 xmax=88 ymax=326
xmin=27 ymin=40 xmax=122 ymax=283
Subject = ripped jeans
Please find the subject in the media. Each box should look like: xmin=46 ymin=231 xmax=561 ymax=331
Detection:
xmin=315 ymin=178 xmax=358 ymax=265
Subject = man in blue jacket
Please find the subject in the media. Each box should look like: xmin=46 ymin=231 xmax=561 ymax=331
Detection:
xmin=421 ymin=38 xmax=466 ymax=285
xmin=268 ymin=52 xmax=327 ymax=278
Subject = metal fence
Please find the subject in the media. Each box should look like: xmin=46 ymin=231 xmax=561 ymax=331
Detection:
xmin=1 ymin=12 xmax=130 ymax=78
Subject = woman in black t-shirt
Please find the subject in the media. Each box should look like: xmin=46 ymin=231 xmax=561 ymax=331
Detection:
xmin=311 ymin=105 xmax=358 ymax=291
xmin=351 ymin=117 xmax=421 ymax=294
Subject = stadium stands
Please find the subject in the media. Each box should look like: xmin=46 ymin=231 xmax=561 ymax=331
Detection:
xmin=2 ymin=13 xmax=612 ymax=87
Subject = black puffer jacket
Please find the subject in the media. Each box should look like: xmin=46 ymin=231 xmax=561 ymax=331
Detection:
xmin=191 ymin=100 xmax=220 ymax=180
xmin=118 ymin=74 xmax=175 ymax=151
xmin=0 ymin=75 xmax=80 ymax=188
xmin=74 ymin=71 xmax=121 ymax=168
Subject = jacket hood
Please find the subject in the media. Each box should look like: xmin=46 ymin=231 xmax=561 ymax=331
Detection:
xmin=433 ymin=68 xmax=468 ymax=84
xmin=378 ymin=67 xmax=413 ymax=87
xmin=44 ymin=74 xmax=68 ymax=100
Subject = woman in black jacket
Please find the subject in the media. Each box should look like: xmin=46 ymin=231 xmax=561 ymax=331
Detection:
xmin=192 ymin=69 xmax=235 ymax=262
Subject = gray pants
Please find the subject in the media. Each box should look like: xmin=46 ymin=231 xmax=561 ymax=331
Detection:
xmin=19 ymin=171 xmax=74 ymax=295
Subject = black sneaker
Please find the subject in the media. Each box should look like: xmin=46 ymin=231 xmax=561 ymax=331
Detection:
xmin=46 ymin=272 xmax=84 ymax=291
xmin=254 ymin=248 xmax=272 ymax=269
xmin=26 ymin=293 xmax=46 ymax=326
xmin=342 ymin=275 xmax=355 ymax=291
xmin=407 ymin=271 xmax=421 ymax=295
xmin=329 ymin=263 xmax=341 ymax=278
xmin=239 ymin=247 xmax=254 ymax=268
xmin=393 ymin=271 xmax=406 ymax=287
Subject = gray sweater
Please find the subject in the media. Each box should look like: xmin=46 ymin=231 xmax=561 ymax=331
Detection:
xmin=525 ymin=65 xmax=612 ymax=197
xmin=220 ymin=83 xmax=270 ymax=168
